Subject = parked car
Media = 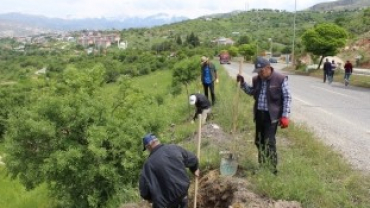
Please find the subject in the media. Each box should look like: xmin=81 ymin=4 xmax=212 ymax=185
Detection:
xmin=269 ymin=58 xmax=278 ymax=63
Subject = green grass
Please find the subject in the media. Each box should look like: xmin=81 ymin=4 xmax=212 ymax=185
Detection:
xmin=0 ymin=166 xmax=54 ymax=208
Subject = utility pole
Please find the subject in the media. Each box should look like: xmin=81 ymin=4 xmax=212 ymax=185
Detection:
xmin=268 ymin=38 xmax=272 ymax=58
xmin=256 ymin=9 xmax=259 ymax=57
xmin=292 ymin=0 xmax=296 ymax=67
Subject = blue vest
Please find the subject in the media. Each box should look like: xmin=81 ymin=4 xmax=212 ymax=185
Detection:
xmin=203 ymin=66 xmax=212 ymax=84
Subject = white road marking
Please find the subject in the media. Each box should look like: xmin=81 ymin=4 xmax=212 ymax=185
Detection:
xmin=293 ymin=96 xmax=312 ymax=106
xmin=310 ymin=85 xmax=353 ymax=98
xmin=293 ymin=95 xmax=366 ymax=132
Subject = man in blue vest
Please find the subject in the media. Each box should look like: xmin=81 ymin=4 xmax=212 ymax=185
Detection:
xmin=200 ymin=56 xmax=218 ymax=105
xmin=236 ymin=56 xmax=292 ymax=175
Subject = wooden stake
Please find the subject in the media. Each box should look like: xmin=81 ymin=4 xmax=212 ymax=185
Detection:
xmin=193 ymin=113 xmax=202 ymax=208
xmin=232 ymin=59 xmax=243 ymax=135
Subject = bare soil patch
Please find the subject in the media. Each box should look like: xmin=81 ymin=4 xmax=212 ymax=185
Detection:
xmin=189 ymin=170 xmax=302 ymax=208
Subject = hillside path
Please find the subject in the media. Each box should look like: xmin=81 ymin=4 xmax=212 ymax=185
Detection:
xmin=223 ymin=61 xmax=370 ymax=172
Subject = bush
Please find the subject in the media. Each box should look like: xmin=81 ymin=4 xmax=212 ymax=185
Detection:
xmin=4 ymin=67 xmax=163 ymax=208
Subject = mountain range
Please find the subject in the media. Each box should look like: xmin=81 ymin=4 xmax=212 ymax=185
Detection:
xmin=0 ymin=12 xmax=188 ymax=37
xmin=308 ymin=0 xmax=370 ymax=11
xmin=1 ymin=0 xmax=370 ymax=37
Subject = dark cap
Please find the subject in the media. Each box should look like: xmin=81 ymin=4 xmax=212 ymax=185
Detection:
xmin=142 ymin=133 xmax=157 ymax=151
xmin=253 ymin=56 xmax=270 ymax=73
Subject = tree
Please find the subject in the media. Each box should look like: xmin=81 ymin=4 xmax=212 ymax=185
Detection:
xmin=186 ymin=32 xmax=200 ymax=47
xmin=334 ymin=17 xmax=346 ymax=27
xmin=238 ymin=44 xmax=256 ymax=61
xmin=4 ymin=65 xmax=163 ymax=207
xmin=281 ymin=46 xmax=291 ymax=54
xmin=363 ymin=7 xmax=370 ymax=26
xmin=176 ymin=35 xmax=182 ymax=45
xmin=172 ymin=56 xmax=200 ymax=115
xmin=237 ymin=35 xmax=251 ymax=45
xmin=228 ymin=46 xmax=239 ymax=57
xmin=301 ymin=23 xmax=347 ymax=69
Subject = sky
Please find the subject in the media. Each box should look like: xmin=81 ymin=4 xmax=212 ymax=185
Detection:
xmin=0 ymin=0 xmax=337 ymax=19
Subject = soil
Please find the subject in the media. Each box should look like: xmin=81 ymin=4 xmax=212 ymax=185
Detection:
xmin=120 ymin=123 xmax=302 ymax=208
xmin=188 ymin=170 xmax=302 ymax=208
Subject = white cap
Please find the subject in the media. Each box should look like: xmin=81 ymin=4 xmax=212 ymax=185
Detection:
xmin=189 ymin=95 xmax=196 ymax=105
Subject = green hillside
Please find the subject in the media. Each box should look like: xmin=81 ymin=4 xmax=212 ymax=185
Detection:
xmin=120 ymin=9 xmax=370 ymax=53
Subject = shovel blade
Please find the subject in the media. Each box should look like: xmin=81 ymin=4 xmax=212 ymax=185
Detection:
xmin=220 ymin=157 xmax=238 ymax=176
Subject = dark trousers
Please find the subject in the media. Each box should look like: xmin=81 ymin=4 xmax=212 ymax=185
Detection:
xmin=166 ymin=196 xmax=188 ymax=208
xmin=255 ymin=110 xmax=278 ymax=172
xmin=202 ymin=82 xmax=215 ymax=105
xmin=323 ymin=70 xmax=329 ymax=83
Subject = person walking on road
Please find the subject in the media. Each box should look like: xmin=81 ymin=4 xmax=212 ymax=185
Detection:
xmin=323 ymin=58 xmax=332 ymax=83
xmin=189 ymin=93 xmax=212 ymax=124
xmin=139 ymin=133 xmax=200 ymax=208
xmin=236 ymin=56 xmax=292 ymax=175
xmin=344 ymin=60 xmax=353 ymax=86
xmin=328 ymin=60 xmax=337 ymax=84
xmin=200 ymin=56 xmax=218 ymax=105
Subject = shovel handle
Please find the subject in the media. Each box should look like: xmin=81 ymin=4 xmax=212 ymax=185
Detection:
xmin=193 ymin=114 xmax=202 ymax=208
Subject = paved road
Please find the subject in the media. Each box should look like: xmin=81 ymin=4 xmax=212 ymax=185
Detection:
xmin=223 ymin=62 xmax=370 ymax=172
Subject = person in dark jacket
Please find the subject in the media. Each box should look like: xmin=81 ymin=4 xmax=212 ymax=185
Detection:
xmin=236 ymin=57 xmax=292 ymax=175
xmin=344 ymin=60 xmax=353 ymax=82
xmin=323 ymin=58 xmax=332 ymax=83
xmin=189 ymin=93 xmax=212 ymax=124
xmin=200 ymin=56 xmax=218 ymax=105
xmin=139 ymin=133 xmax=199 ymax=208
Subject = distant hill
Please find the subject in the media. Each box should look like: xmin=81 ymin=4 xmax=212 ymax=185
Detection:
xmin=0 ymin=12 xmax=189 ymax=37
xmin=308 ymin=0 xmax=370 ymax=11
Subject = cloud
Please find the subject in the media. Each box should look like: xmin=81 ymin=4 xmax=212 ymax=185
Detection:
xmin=0 ymin=0 xmax=337 ymax=19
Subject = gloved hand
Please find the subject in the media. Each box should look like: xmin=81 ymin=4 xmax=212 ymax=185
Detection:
xmin=280 ymin=117 xmax=289 ymax=128
xmin=215 ymin=78 xmax=219 ymax=83
xmin=190 ymin=120 xmax=195 ymax=124
xmin=236 ymin=74 xmax=244 ymax=84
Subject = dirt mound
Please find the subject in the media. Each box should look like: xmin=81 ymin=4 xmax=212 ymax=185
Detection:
xmin=120 ymin=170 xmax=302 ymax=208
xmin=197 ymin=123 xmax=233 ymax=143
xmin=189 ymin=170 xmax=302 ymax=208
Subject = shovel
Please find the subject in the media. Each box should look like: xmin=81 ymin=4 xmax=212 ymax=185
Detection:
xmin=193 ymin=114 xmax=202 ymax=208
xmin=219 ymin=151 xmax=238 ymax=177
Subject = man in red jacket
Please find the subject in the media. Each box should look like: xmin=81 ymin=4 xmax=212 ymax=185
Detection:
xmin=236 ymin=57 xmax=292 ymax=175
xmin=344 ymin=60 xmax=353 ymax=86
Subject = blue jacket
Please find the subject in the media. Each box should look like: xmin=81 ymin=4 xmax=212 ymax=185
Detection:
xmin=139 ymin=144 xmax=198 ymax=208
xmin=201 ymin=62 xmax=217 ymax=84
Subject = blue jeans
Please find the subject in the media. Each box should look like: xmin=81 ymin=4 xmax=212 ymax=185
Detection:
xmin=344 ymin=73 xmax=351 ymax=80
xmin=328 ymin=71 xmax=334 ymax=83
